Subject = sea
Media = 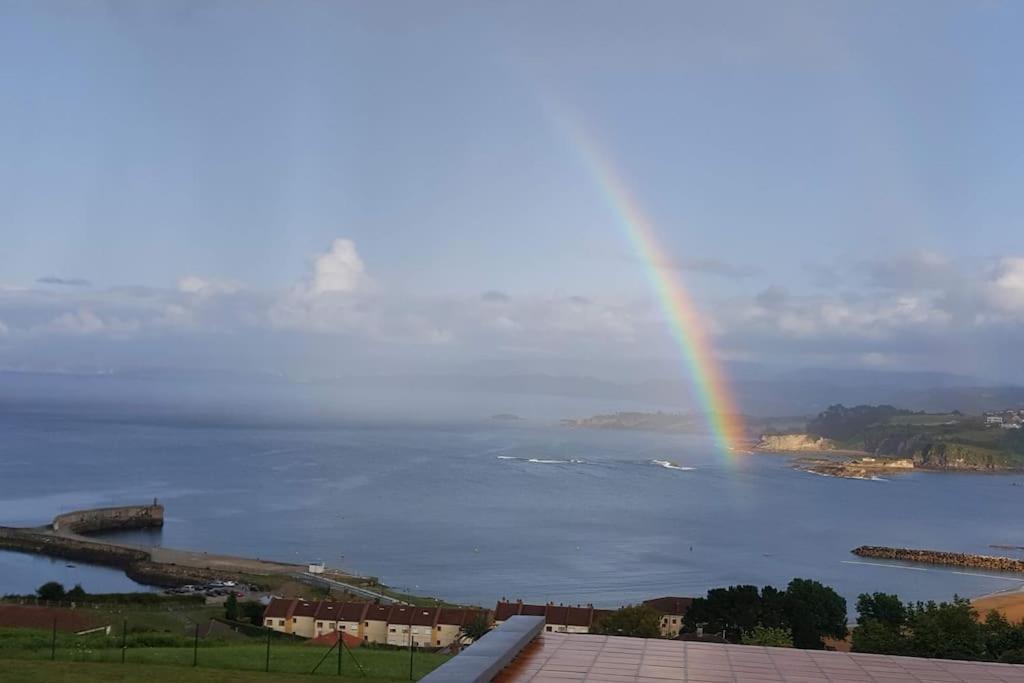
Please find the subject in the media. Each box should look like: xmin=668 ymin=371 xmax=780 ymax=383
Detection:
xmin=2 ymin=373 xmax=1024 ymax=616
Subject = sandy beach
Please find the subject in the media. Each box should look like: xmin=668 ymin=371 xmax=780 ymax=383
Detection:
xmin=973 ymin=588 xmax=1024 ymax=622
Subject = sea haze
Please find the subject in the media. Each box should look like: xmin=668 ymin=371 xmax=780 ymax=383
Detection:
xmin=2 ymin=375 xmax=1024 ymax=613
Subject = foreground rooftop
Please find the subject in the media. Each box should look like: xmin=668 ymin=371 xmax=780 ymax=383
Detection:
xmin=493 ymin=632 xmax=1024 ymax=682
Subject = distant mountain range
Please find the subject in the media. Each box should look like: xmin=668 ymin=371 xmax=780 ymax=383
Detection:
xmin=4 ymin=365 xmax=1023 ymax=418
xmin=332 ymin=369 xmax=1024 ymax=416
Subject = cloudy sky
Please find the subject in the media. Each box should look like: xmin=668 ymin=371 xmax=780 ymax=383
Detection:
xmin=3 ymin=1 xmax=1024 ymax=382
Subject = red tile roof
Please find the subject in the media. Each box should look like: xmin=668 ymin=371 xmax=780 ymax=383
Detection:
xmin=387 ymin=605 xmax=414 ymax=625
xmin=643 ymin=596 xmax=694 ymax=616
xmin=411 ymin=608 xmax=439 ymax=626
xmin=292 ymin=600 xmax=318 ymax=618
xmin=364 ymin=603 xmax=391 ymax=622
xmin=520 ymin=603 xmax=546 ymax=617
xmin=565 ymin=606 xmax=593 ymax=628
xmin=438 ymin=608 xmax=488 ymax=627
xmin=494 ymin=601 xmax=522 ymax=621
xmin=495 ymin=601 xmax=612 ymax=629
xmin=264 ymin=597 xmax=296 ymax=620
xmin=545 ymin=605 xmax=568 ymax=625
xmin=314 ymin=601 xmax=342 ymax=621
xmin=338 ymin=602 xmax=370 ymax=622
xmin=308 ymin=630 xmax=363 ymax=649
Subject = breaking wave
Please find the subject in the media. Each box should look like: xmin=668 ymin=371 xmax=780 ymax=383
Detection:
xmin=497 ymin=456 xmax=586 ymax=465
xmin=651 ymin=459 xmax=695 ymax=471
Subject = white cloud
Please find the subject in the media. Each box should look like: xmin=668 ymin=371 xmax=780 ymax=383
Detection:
xmin=307 ymin=239 xmax=366 ymax=295
xmin=177 ymin=276 xmax=241 ymax=295
xmin=9 ymin=243 xmax=1024 ymax=380
xmin=984 ymin=257 xmax=1024 ymax=313
xmin=47 ymin=309 xmax=109 ymax=335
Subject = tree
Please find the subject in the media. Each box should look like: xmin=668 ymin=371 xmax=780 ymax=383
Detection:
xmin=591 ymin=605 xmax=662 ymax=638
xmin=66 ymin=584 xmax=87 ymax=601
xmin=741 ymin=625 xmax=793 ymax=648
xmin=855 ymin=593 xmax=905 ymax=629
xmin=224 ymin=593 xmax=239 ymax=621
xmin=240 ymin=600 xmax=265 ymax=626
xmin=683 ymin=585 xmax=767 ymax=642
xmin=782 ymin=579 xmax=847 ymax=650
xmin=36 ymin=582 xmax=66 ymax=602
xmin=904 ymin=598 xmax=985 ymax=661
xmin=460 ymin=615 xmax=491 ymax=643
xmin=852 ymin=618 xmax=906 ymax=655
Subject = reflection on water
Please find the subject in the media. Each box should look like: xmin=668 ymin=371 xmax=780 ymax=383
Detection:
xmin=0 ymin=551 xmax=152 ymax=595
xmin=90 ymin=527 xmax=164 ymax=547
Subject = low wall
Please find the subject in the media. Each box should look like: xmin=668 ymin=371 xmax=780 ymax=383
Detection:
xmin=52 ymin=504 xmax=164 ymax=534
xmin=853 ymin=546 xmax=1024 ymax=573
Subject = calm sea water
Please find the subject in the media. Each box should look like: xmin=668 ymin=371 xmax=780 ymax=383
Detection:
xmin=3 ymin=379 xmax=1024 ymax=614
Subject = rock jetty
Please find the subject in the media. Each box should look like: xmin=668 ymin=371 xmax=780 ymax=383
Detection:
xmin=853 ymin=546 xmax=1024 ymax=573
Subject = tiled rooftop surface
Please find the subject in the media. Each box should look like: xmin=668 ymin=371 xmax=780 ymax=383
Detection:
xmin=494 ymin=632 xmax=1024 ymax=682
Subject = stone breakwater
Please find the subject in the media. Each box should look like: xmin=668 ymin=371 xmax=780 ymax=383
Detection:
xmin=853 ymin=546 xmax=1024 ymax=573
xmin=0 ymin=503 xmax=305 ymax=588
xmin=53 ymin=504 xmax=163 ymax=534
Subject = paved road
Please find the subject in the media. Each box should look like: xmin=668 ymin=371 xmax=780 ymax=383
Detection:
xmin=294 ymin=572 xmax=411 ymax=605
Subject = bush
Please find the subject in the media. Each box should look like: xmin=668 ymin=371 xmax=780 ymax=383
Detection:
xmin=741 ymin=625 xmax=793 ymax=647
xmin=590 ymin=605 xmax=663 ymax=638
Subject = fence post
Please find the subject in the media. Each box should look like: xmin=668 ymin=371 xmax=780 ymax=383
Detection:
xmin=193 ymin=622 xmax=200 ymax=667
xmin=409 ymin=629 xmax=414 ymax=680
xmin=50 ymin=617 xmax=56 ymax=661
xmin=265 ymin=628 xmax=271 ymax=672
xmin=121 ymin=619 xmax=127 ymax=664
xmin=337 ymin=620 xmax=342 ymax=675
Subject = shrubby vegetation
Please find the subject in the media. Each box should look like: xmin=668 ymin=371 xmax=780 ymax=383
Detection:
xmin=2 ymin=582 xmax=204 ymax=606
xmin=740 ymin=625 xmax=793 ymax=647
xmin=591 ymin=604 xmax=663 ymax=638
xmin=806 ymin=404 xmax=909 ymax=442
xmin=853 ymin=593 xmax=1024 ymax=663
xmin=683 ymin=579 xmax=847 ymax=649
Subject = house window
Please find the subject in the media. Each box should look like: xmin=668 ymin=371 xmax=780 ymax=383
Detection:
xmin=317 ymin=622 xmax=323 ymax=628
xmin=671 ymin=618 xmax=677 ymax=624
xmin=437 ymin=640 xmax=441 ymax=645
xmin=364 ymin=621 xmax=369 ymax=626
xmin=363 ymin=636 xmax=368 ymax=641
xmin=546 ymin=626 xmax=552 ymax=632
xmin=292 ymin=618 xmax=297 ymax=623
xmin=437 ymin=626 xmax=441 ymax=631
xmin=390 ymin=628 xmax=396 ymax=633
xmin=278 ymin=620 xmax=285 ymax=626
xmin=340 ymin=625 xmax=345 ymax=630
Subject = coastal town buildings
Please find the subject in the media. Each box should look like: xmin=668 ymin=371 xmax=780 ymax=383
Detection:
xmin=985 ymin=409 xmax=1024 ymax=428
xmin=643 ymin=596 xmax=694 ymax=638
xmin=263 ymin=598 xmax=488 ymax=648
xmin=494 ymin=600 xmax=613 ymax=634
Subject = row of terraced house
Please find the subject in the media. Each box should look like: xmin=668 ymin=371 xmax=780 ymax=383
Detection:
xmin=262 ymin=598 xmax=487 ymax=648
xmin=264 ymin=596 xmax=693 ymax=648
xmin=493 ymin=597 xmax=692 ymax=639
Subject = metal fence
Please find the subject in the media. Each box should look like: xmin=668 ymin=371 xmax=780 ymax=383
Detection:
xmin=0 ymin=618 xmax=447 ymax=679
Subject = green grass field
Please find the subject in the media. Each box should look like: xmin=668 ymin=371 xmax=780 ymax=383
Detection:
xmin=0 ymin=627 xmax=449 ymax=680
xmin=0 ymin=659 xmax=371 ymax=682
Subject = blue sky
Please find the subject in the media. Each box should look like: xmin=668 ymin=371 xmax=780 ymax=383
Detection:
xmin=3 ymin=1 xmax=1024 ymax=381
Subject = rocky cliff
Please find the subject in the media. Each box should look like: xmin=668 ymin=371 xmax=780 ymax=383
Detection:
xmin=866 ymin=434 xmax=1021 ymax=471
xmin=755 ymin=434 xmax=835 ymax=452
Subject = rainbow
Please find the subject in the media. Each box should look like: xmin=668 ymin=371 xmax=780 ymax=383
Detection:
xmin=559 ymin=118 xmax=744 ymax=454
